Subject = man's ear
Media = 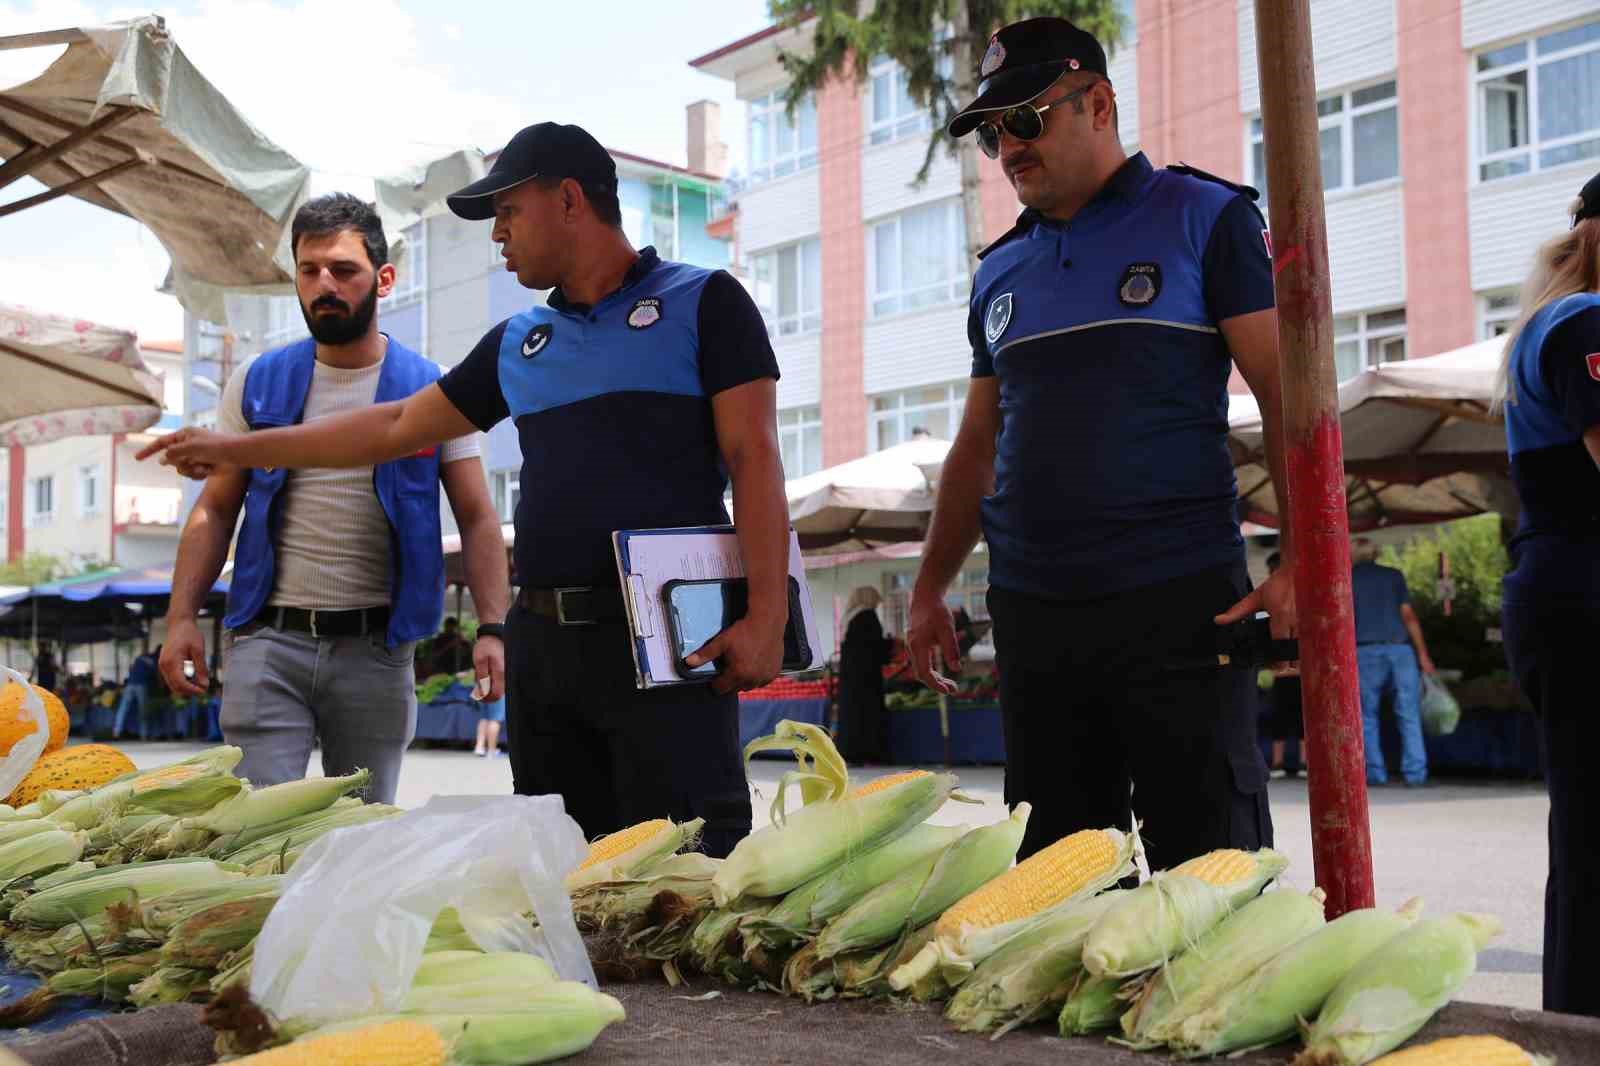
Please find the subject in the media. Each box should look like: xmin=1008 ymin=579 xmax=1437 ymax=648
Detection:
xmin=376 ymin=262 xmax=397 ymax=299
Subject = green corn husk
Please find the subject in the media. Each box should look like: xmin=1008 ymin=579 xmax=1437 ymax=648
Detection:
xmin=1119 ymin=887 xmax=1329 ymax=1049
xmin=48 ymin=748 xmax=244 ymax=830
xmin=0 ymin=828 xmax=85 ymax=881
xmin=161 ymin=894 xmax=280 ymax=969
xmin=0 ymin=818 xmax=63 ymax=848
xmin=742 ymin=870 xmax=832 ymax=952
xmin=174 ymin=771 xmax=371 ymax=839
xmin=686 ymin=903 xmax=771 ymax=984
xmin=571 ymin=852 xmax=720 ymax=931
xmin=566 ymin=817 xmax=705 ymax=892
xmin=410 ymin=950 xmax=556 ymax=990
xmin=202 ymin=797 xmax=363 ymax=858
xmin=13 ymin=857 xmax=245 ymax=929
xmin=127 ymin=963 xmax=211 ymax=1007
xmin=425 ymin=906 xmax=483 ymax=954
xmin=1172 ymin=898 xmax=1425 ymax=1058
xmin=1082 ymin=848 xmax=1290 ymax=978
xmin=785 ymin=920 xmax=938 ymax=1002
xmin=210 ymin=936 xmax=255 ymax=995
xmin=1058 ymin=971 xmax=1125 ymax=1036
xmin=49 ymin=949 xmax=164 ymax=1003
xmin=945 ymin=890 xmax=1127 ymax=1036
xmin=36 ymin=789 xmax=86 ymax=814
xmin=807 ymin=822 xmax=969 ymax=926
xmin=0 ymin=803 xmax=20 ymax=820
xmin=140 ymin=873 xmax=283 ymax=934
xmin=224 ymin=802 xmax=400 ymax=870
xmin=1293 ymin=912 xmax=1503 ymax=1066
xmin=820 ymin=804 xmax=1027 ymax=962
xmin=84 ymin=812 xmax=168 ymax=854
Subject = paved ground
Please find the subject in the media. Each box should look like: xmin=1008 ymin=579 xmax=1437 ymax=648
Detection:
xmin=117 ymin=740 xmax=1550 ymax=1010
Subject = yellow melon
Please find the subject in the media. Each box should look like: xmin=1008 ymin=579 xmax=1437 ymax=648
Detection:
xmin=5 ymin=744 xmax=136 ymax=808
xmin=0 ymin=682 xmax=69 ymax=756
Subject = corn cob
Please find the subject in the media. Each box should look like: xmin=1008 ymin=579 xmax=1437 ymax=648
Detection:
xmin=891 ymin=816 xmax=1134 ymax=989
xmin=210 ymin=936 xmax=255 ymax=995
xmin=230 ymin=1020 xmax=447 ymax=1066
xmin=1058 ymin=970 xmax=1125 ymax=1035
xmin=808 ymin=822 xmax=968 ymax=926
xmin=945 ymin=889 xmax=1127 ymax=1035
xmin=686 ymin=903 xmax=770 ymax=982
xmin=0 ymin=817 xmax=61 ymax=848
xmin=13 ymin=857 xmax=245 ymax=929
xmin=852 ymin=770 xmax=932 ymax=797
xmin=0 ymin=827 xmax=84 ymax=881
xmin=1294 ymin=913 xmax=1503 ymax=1066
xmin=713 ymin=771 xmax=956 ymax=906
xmin=820 ymin=803 xmax=1028 ymax=962
xmin=84 ymin=812 xmax=168 ymax=855
xmin=1119 ymin=887 xmax=1328 ymax=1048
xmin=1172 ymin=898 xmax=1426 ymax=1058
xmin=410 ymin=950 xmax=557 ymax=991
xmin=1082 ymin=847 xmax=1289 ymax=978
xmin=566 ymin=816 xmax=704 ymax=892
xmin=35 ymin=789 xmax=84 ymax=814
xmin=160 ymin=894 xmax=279 ymax=969
xmin=47 ymin=748 xmax=243 ymax=829
xmin=128 ymin=963 xmax=212 ymax=1006
xmin=1369 ymin=1036 xmax=1553 ymax=1065
xmin=48 ymin=949 xmax=164 ymax=1003
xmin=177 ymin=771 xmax=371 ymax=838
xmin=204 ymin=797 xmax=363 ymax=858
xmin=223 ymin=803 xmax=401 ymax=871
xmin=140 ymin=875 xmax=283 ymax=937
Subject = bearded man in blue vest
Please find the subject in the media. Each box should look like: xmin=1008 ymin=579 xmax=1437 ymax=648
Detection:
xmin=157 ymin=193 xmax=510 ymax=804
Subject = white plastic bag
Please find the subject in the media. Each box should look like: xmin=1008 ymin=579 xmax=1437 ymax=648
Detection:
xmin=0 ymin=666 xmax=50 ymax=801
xmin=250 ymin=793 xmax=594 ymax=1026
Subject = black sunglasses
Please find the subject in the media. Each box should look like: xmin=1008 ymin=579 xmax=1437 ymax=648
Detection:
xmin=974 ymin=82 xmax=1098 ymax=159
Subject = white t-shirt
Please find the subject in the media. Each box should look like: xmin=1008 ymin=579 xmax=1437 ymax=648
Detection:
xmin=219 ymin=344 xmax=479 ymax=610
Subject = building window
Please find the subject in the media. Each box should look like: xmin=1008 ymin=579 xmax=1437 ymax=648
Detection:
xmin=264 ymin=295 xmax=305 ymax=346
xmin=751 ymin=239 xmax=822 ymax=337
xmin=748 ymin=89 xmax=818 ymax=184
xmin=1480 ymin=290 xmax=1521 ymax=338
xmin=1251 ymin=80 xmax=1399 ymax=199
xmin=491 ymin=470 xmax=520 ymax=523
xmin=778 ymin=405 xmax=823 ymax=478
xmin=882 ymin=563 xmax=988 ymax=638
xmin=869 ymin=56 xmax=932 ymax=145
xmin=1334 ymin=308 xmax=1406 ymax=381
xmin=26 ymin=476 xmax=53 ymax=528
xmin=384 ymin=222 xmax=426 ymax=307
xmin=1475 ymin=19 xmax=1600 ymax=181
xmin=649 ymin=182 xmax=679 ymax=260
xmin=869 ymin=200 xmax=969 ymax=318
xmin=78 ymin=465 xmax=101 ymax=518
xmin=870 ymin=381 xmax=967 ymax=451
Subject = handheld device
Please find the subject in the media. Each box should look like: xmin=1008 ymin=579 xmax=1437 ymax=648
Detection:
xmin=664 ymin=576 xmax=812 ymax=680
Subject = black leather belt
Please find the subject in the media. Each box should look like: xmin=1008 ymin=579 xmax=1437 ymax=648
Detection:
xmin=518 ymin=586 xmax=626 ymax=626
xmin=251 ymin=605 xmax=390 ymax=638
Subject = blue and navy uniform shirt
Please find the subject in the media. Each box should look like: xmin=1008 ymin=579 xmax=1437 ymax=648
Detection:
xmin=438 ymin=248 xmax=779 ymax=588
xmin=970 ymin=152 xmax=1276 ymax=601
xmin=1350 ymin=561 xmax=1411 ymax=645
xmin=1504 ymin=295 xmax=1600 ymax=541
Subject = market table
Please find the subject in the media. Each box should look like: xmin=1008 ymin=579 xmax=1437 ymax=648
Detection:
xmin=5 ymin=981 xmax=1596 ymax=1066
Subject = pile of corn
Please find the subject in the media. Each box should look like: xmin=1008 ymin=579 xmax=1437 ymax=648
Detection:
xmin=564 ymin=719 xmax=1522 ymax=1066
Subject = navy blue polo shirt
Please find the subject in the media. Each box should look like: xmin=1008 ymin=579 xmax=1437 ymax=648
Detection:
xmin=1350 ymin=561 xmax=1411 ymax=645
xmin=438 ymin=248 xmax=778 ymax=588
xmin=970 ymin=152 xmax=1276 ymax=600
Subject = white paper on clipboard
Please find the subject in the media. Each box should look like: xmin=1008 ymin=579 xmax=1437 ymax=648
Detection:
xmin=612 ymin=526 xmax=822 ymax=688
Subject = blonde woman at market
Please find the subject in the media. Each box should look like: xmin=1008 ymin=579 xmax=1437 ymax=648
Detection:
xmin=1495 ymin=168 xmax=1600 ymax=1018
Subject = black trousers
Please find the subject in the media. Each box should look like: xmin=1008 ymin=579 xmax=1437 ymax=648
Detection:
xmin=503 ymin=603 xmax=753 ymax=858
xmin=1504 ymin=592 xmax=1600 ymax=1017
xmin=988 ymin=562 xmax=1272 ymax=872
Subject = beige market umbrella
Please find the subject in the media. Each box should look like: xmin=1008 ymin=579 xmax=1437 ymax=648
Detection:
xmin=1229 ymin=336 xmax=1517 ymax=530
xmin=0 ymin=16 xmax=311 ymax=322
xmin=0 ymin=302 xmax=161 ymax=446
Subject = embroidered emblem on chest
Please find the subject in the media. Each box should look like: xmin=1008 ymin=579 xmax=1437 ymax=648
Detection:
xmin=627 ymin=298 xmax=663 ymax=330
xmin=520 ymin=323 xmax=552 ymax=358
xmin=1117 ymin=263 xmax=1162 ymax=308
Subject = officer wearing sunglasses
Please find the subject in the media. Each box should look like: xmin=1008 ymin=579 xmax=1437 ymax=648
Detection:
xmin=905 ymin=18 xmax=1296 ymax=871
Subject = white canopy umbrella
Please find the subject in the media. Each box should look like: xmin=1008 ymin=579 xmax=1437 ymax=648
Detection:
xmin=1229 ymin=336 xmax=1517 ymax=530
xmin=786 ymin=436 xmax=951 ymax=553
xmin=0 ymin=303 xmax=162 ymax=446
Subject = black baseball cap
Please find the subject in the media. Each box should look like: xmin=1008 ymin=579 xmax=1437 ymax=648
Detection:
xmin=948 ymin=18 xmax=1108 ymax=138
xmin=446 ymin=122 xmax=617 ymax=221
xmin=1574 ymin=170 xmax=1600 ymax=227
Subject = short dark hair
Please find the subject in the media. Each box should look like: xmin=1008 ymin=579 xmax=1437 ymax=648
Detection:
xmin=1266 ymin=551 xmax=1282 ymax=571
xmin=291 ymin=192 xmax=388 ymax=268
xmin=535 ymin=175 xmax=623 ymax=229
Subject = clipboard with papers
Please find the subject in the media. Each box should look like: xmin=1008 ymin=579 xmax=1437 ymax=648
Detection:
xmin=611 ymin=525 xmax=823 ymax=689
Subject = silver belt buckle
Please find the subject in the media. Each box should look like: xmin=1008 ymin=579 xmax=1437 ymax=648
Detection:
xmin=554 ymin=586 xmax=596 ymax=626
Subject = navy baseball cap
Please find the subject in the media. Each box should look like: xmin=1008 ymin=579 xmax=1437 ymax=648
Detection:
xmin=447 ymin=122 xmax=617 ymax=221
xmin=948 ymin=18 xmax=1109 ymax=138
xmin=1575 ymin=170 xmax=1600 ymax=226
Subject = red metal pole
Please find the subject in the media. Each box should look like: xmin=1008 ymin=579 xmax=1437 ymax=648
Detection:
xmin=1254 ymin=0 xmax=1375 ymax=916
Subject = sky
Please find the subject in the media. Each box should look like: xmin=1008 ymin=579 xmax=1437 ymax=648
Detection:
xmin=0 ymin=0 xmax=773 ymax=341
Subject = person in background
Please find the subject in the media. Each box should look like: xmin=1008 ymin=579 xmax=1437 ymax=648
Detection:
xmin=1263 ymin=552 xmax=1302 ymax=778
xmin=29 ymin=643 xmax=57 ymax=693
xmin=429 ymin=617 xmax=470 ymax=677
xmin=836 ymin=586 xmax=895 ymax=764
xmin=113 ymin=647 xmax=158 ymax=739
xmin=1350 ymin=538 xmax=1435 ymax=788
xmin=1496 ymin=169 xmax=1600 ymax=1018
xmin=474 ymin=693 xmax=505 ymax=758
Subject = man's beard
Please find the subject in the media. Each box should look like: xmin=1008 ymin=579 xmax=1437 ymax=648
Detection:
xmin=301 ymin=281 xmax=379 ymax=345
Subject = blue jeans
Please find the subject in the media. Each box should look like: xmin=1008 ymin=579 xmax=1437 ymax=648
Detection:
xmin=113 ymin=683 xmax=148 ymax=738
xmin=1357 ymin=644 xmax=1427 ymax=784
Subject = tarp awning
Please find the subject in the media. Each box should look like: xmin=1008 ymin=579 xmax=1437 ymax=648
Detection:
xmin=0 ymin=16 xmax=311 ymax=322
xmin=0 ymin=302 xmax=162 ymax=446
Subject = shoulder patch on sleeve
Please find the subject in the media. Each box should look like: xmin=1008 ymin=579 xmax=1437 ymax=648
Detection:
xmin=978 ymin=211 xmax=1033 ymax=261
xmin=1586 ymin=352 xmax=1600 ymax=382
xmin=1167 ymin=162 xmax=1260 ymax=202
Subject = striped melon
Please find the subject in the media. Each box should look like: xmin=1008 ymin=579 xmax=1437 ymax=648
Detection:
xmin=0 ymin=681 xmax=68 ymax=756
xmin=6 ymin=744 xmax=136 ymax=807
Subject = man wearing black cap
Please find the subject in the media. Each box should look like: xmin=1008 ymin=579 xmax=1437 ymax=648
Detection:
xmin=905 ymin=18 xmax=1296 ymax=869
xmin=139 ymin=123 xmax=790 ymax=856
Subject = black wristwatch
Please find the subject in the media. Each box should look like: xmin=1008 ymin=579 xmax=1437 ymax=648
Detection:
xmin=475 ymin=622 xmax=506 ymax=641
